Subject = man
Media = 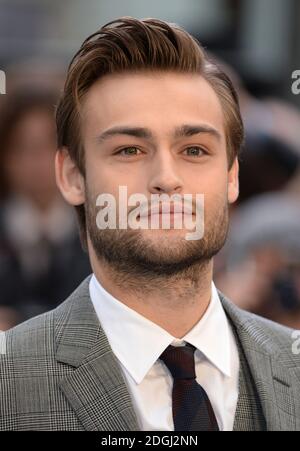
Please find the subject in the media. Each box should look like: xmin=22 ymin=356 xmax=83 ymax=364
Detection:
xmin=0 ymin=17 xmax=299 ymax=431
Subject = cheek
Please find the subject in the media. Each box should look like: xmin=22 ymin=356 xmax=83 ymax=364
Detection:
xmin=85 ymin=163 xmax=141 ymax=204
xmin=200 ymin=172 xmax=228 ymax=215
xmin=186 ymin=164 xmax=228 ymax=198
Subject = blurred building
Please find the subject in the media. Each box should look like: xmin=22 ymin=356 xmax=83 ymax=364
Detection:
xmin=0 ymin=0 xmax=299 ymax=106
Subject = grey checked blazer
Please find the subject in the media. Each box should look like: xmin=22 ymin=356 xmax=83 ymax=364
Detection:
xmin=0 ymin=275 xmax=299 ymax=431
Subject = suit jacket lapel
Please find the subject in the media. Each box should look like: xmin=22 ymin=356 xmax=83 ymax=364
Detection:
xmin=55 ymin=276 xmax=140 ymax=431
xmin=219 ymin=291 xmax=300 ymax=431
xmin=54 ymin=275 xmax=300 ymax=431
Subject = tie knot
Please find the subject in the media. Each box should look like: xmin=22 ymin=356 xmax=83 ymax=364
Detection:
xmin=159 ymin=343 xmax=196 ymax=380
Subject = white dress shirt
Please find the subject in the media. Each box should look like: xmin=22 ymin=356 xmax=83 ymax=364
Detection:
xmin=89 ymin=274 xmax=240 ymax=431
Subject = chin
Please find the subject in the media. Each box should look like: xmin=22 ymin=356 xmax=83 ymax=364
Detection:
xmin=139 ymin=227 xmax=191 ymax=238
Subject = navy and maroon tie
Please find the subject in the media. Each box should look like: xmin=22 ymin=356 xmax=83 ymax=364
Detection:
xmin=159 ymin=342 xmax=219 ymax=431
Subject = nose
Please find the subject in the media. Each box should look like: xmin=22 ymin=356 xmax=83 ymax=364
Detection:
xmin=147 ymin=150 xmax=183 ymax=195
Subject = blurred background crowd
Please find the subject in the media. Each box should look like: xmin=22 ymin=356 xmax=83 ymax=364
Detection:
xmin=0 ymin=0 xmax=300 ymax=330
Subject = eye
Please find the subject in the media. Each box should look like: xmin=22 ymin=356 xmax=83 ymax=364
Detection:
xmin=115 ymin=146 xmax=142 ymax=156
xmin=183 ymin=146 xmax=207 ymax=157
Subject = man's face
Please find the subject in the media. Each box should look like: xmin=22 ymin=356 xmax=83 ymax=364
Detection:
xmin=77 ymin=71 xmax=239 ymax=275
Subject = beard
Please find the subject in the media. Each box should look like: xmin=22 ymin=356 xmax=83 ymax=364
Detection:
xmin=85 ymin=188 xmax=229 ymax=283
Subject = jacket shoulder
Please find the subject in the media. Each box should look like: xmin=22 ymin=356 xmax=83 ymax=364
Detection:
xmin=219 ymin=290 xmax=299 ymax=360
xmin=242 ymin=309 xmax=297 ymax=350
xmin=2 ymin=275 xmax=92 ymax=358
xmin=0 ymin=286 xmax=86 ymax=430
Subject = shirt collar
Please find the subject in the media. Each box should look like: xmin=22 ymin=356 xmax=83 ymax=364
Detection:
xmin=89 ymin=274 xmax=232 ymax=384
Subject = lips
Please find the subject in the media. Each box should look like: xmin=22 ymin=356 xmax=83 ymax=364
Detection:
xmin=138 ymin=203 xmax=194 ymax=218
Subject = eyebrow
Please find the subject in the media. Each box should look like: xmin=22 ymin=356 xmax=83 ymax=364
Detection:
xmin=95 ymin=124 xmax=222 ymax=143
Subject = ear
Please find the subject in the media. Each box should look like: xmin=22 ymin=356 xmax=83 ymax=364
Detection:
xmin=227 ymin=157 xmax=239 ymax=204
xmin=55 ymin=148 xmax=85 ymax=206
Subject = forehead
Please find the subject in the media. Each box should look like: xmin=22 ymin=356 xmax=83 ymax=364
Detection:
xmin=82 ymin=71 xmax=225 ymax=137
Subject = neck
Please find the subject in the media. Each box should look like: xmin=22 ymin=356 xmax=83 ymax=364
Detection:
xmin=89 ymin=246 xmax=214 ymax=338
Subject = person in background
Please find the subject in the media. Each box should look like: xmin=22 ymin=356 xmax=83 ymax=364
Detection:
xmin=216 ymin=192 xmax=300 ymax=329
xmin=236 ymin=132 xmax=300 ymax=204
xmin=0 ymin=88 xmax=91 ymax=326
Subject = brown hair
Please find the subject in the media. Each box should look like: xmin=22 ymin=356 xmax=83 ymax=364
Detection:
xmin=56 ymin=16 xmax=244 ymax=249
